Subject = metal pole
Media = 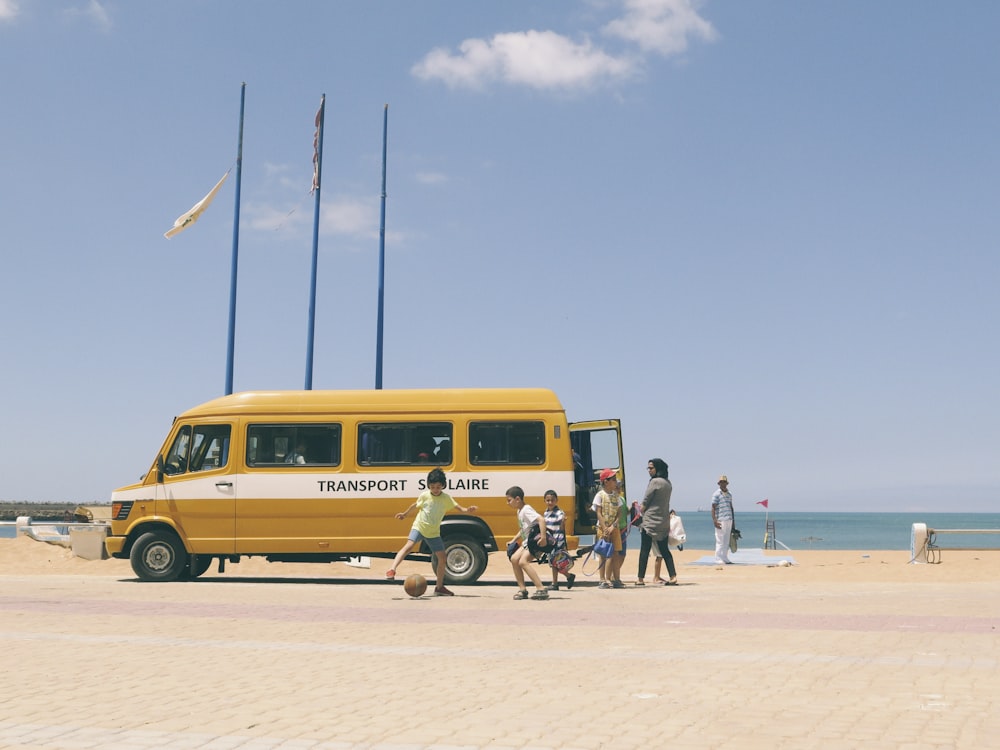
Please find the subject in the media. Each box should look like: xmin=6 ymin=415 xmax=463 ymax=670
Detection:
xmin=305 ymin=95 xmax=325 ymax=390
xmin=375 ymin=104 xmax=388 ymax=389
xmin=224 ymin=82 xmax=246 ymax=396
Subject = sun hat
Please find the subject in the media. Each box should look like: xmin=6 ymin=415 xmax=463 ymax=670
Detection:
xmin=718 ymin=475 xmax=728 ymax=483
xmin=599 ymin=468 xmax=617 ymax=482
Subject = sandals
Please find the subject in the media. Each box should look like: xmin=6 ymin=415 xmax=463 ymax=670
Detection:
xmin=514 ymin=589 xmax=549 ymax=600
xmin=635 ymin=579 xmax=646 ymax=586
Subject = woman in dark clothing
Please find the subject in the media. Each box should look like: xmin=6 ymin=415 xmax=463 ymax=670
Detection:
xmin=635 ymin=458 xmax=677 ymax=586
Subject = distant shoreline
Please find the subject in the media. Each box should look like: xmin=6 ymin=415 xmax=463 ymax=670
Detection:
xmin=0 ymin=502 xmax=106 ymax=522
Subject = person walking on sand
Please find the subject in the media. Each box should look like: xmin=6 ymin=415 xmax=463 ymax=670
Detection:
xmin=712 ymin=474 xmax=735 ymax=565
xmin=386 ymin=468 xmax=477 ymax=596
xmin=636 ymin=458 xmax=677 ymax=586
xmin=505 ymin=486 xmax=550 ymax=600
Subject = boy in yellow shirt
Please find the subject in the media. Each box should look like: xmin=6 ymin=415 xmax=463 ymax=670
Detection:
xmin=387 ymin=468 xmax=477 ymax=596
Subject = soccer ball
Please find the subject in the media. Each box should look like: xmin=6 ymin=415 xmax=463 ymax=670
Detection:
xmin=403 ymin=573 xmax=428 ymax=598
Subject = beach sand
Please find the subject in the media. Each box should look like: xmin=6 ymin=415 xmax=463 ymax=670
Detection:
xmin=2 ymin=535 xmax=999 ymax=748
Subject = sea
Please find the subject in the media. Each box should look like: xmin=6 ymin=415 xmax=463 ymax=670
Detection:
xmin=641 ymin=511 xmax=1000 ymax=552
xmin=4 ymin=512 xmax=1000 ymax=551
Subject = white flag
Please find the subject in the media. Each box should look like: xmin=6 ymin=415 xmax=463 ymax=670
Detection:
xmin=164 ymin=172 xmax=229 ymax=239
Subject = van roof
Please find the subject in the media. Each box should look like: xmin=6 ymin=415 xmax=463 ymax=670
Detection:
xmin=179 ymin=388 xmax=565 ymax=419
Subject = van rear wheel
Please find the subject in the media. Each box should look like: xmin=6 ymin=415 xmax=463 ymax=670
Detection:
xmin=441 ymin=535 xmax=487 ymax=585
xmin=130 ymin=531 xmax=186 ymax=582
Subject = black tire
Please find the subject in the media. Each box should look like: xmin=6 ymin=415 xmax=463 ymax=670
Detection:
xmin=441 ymin=534 xmax=488 ymax=585
xmin=130 ymin=531 xmax=187 ymax=582
xmin=185 ymin=555 xmax=214 ymax=579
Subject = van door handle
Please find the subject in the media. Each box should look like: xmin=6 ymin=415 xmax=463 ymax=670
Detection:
xmin=216 ymin=481 xmax=233 ymax=488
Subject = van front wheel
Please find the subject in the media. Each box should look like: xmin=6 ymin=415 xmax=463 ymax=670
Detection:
xmin=130 ymin=531 xmax=186 ymax=582
xmin=442 ymin=535 xmax=488 ymax=585
xmin=184 ymin=555 xmax=214 ymax=579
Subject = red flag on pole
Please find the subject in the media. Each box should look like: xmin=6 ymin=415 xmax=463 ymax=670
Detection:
xmin=757 ymin=499 xmax=769 ymax=508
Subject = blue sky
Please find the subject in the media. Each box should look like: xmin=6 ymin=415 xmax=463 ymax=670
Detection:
xmin=1 ymin=1 xmax=997 ymax=512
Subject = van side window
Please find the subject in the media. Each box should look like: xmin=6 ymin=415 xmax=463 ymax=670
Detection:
xmin=357 ymin=422 xmax=453 ymax=466
xmin=469 ymin=422 xmax=545 ymax=465
xmin=163 ymin=424 xmax=231 ymax=475
xmin=246 ymin=424 xmax=342 ymax=467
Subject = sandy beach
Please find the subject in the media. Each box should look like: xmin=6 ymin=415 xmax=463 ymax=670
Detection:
xmin=2 ymin=535 xmax=999 ymax=749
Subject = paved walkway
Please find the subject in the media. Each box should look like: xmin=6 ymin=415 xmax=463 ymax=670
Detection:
xmin=2 ymin=566 xmax=998 ymax=749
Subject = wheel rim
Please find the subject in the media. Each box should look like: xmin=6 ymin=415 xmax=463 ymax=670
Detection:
xmin=143 ymin=542 xmax=175 ymax=573
xmin=447 ymin=545 xmax=473 ymax=576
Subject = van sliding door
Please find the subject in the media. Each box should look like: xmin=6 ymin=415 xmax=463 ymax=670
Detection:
xmin=568 ymin=419 xmax=623 ymax=536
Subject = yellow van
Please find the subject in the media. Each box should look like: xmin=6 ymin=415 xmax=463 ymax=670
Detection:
xmin=106 ymin=388 xmax=624 ymax=583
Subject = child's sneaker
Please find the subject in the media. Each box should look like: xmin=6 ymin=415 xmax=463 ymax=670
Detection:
xmin=566 ymin=573 xmax=576 ymax=590
xmin=598 ymin=581 xmax=612 ymax=589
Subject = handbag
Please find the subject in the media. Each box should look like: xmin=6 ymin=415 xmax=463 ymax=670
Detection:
xmin=549 ymin=549 xmax=574 ymax=574
xmin=668 ymin=513 xmax=687 ymax=550
xmin=729 ymin=527 xmax=741 ymax=553
xmin=593 ymin=537 xmax=614 ymax=558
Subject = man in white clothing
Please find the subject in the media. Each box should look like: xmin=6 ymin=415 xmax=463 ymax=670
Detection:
xmin=711 ymin=475 xmax=734 ymax=564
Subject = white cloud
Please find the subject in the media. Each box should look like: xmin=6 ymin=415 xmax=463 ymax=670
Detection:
xmin=415 ymin=171 xmax=449 ymax=186
xmin=321 ymin=196 xmax=407 ymax=248
xmin=64 ymin=0 xmax=112 ymax=32
xmin=0 ymin=0 xmax=19 ymax=23
xmin=413 ymin=30 xmax=634 ymax=91
xmin=603 ymin=0 xmax=718 ymax=55
xmin=246 ymin=203 xmax=307 ymax=233
xmin=245 ymin=197 xmax=375 ymax=239
xmin=320 ymin=196 xmax=376 ymax=238
xmin=247 ymin=165 xmax=406 ymax=246
xmin=261 ymin=161 xmax=303 ymax=191
xmin=411 ymin=0 xmax=715 ymax=91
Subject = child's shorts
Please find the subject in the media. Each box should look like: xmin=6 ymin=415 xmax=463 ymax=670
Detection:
xmin=408 ymin=528 xmax=445 ymax=553
xmin=606 ymin=526 xmax=622 ymax=553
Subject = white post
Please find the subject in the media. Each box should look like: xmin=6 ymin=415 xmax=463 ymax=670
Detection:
xmin=911 ymin=523 xmax=929 ymax=564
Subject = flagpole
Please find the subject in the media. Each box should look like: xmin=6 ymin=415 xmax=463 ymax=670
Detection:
xmin=758 ymin=499 xmax=770 ymax=547
xmin=224 ymin=82 xmax=246 ymax=396
xmin=375 ymin=104 xmax=388 ymax=390
xmin=304 ymin=94 xmax=325 ymax=390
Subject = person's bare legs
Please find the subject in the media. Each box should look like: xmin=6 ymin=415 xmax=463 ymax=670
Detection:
xmin=433 ymin=550 xmax=453 ymax=595
xmin=612 ymin=552 xmax=625 ymax=585
xmin=514 ymin=547 xmax=546 ymax=592
xmin=386 ymin=539 xmax=417 ymax=578
xmin=511 ymin=548 xmax=527 ymax=589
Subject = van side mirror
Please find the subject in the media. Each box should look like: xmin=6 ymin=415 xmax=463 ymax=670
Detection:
xmin=156 ymin=455 xmax=165 ymax=484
